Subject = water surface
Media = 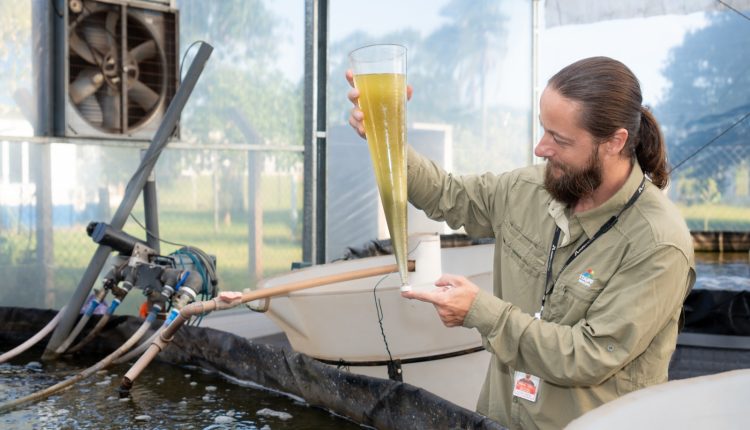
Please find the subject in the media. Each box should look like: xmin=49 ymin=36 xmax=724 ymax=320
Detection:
xmin=695 ymin=252 xmax=750 ymax=292
xmin=0 ymin=346 xmax=362 ymax=430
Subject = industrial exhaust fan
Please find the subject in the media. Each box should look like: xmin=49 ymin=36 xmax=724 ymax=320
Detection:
xmin=57 ymin=0 xmax=178 ymax=140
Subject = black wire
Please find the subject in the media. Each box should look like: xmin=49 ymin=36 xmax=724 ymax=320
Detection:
xmin=128 ymin=213 xmax=219 ymax=290
xmin=668 ymin=111 xmax=750 ymax=174
xmin=180 ymin=40 xmax=208 ymax=82
xmin=717 ymin=0 xmax=750 ymax=21
xmin=372 ymin=273 xmax=396 ymax=364
xmin=128 ymin=212 xmax=219 ymax=326
xmin=371 ymin=238 xmax=425 ymax=365
xmin=128 ymin=213 xmax=189 ymax=249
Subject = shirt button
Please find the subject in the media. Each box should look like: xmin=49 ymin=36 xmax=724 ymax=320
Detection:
xmin=607 ymin=344 xmax=615 ymax=352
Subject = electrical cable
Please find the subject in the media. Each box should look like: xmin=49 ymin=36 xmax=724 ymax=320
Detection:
xmin=668 ymin=111 xmax=750 ymax=174
xmin=667 ymin=3 xmax=749 ymax=174
xmin=171 ymin=247 xmax=218 ymax=325
xmin=370 ymin=239 xmax=424 ymax=379
xmin=372 ymin=273 xmax=395 ymax=365
xmin=128 ymin=213 xmax=189 ymax=249
xmin=126 ymin=212 xmax=218 ymax=328
xmin=717 ymin=0 xmax=750 ymax=21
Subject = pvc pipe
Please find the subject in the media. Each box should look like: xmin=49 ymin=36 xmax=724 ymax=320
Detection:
xmin=54 ymin=291 xmax=109 ymax=355
xmin=65 ymin=313 xmax=112 ymax=354
xmin=53 ymin=313 xmax=93 ymax=355
xmin=112 ymin=327 xmax=163 ymax=365
xmin=120 ymin=261 xmax=415 ymax=391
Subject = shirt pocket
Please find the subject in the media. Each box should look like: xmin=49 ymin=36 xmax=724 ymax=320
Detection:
xmin=547 ymin=274 xmax=604 ymax=325
xmin=499 ymin=219 xmax=546 ymax=280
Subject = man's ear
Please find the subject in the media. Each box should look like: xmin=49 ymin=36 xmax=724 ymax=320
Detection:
xmin=606 ymin=128 xmax=629 ymax=155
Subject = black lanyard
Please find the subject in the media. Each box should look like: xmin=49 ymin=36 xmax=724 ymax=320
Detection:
xmin=536 ymin=176 xmax=647 ymax=319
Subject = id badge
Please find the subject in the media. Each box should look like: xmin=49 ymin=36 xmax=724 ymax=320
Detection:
xmin=512 ymin=370 xmax=541 ymax=402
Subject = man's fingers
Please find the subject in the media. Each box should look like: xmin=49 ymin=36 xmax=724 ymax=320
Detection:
xmin=347 ymin=87 xmax=360 ymax=104
xmin=434 ymin=273 xmax=465 ymax=288
xmin=350 ymin=107 xmax=363 ymax=122
xmin=348 ymin=112 xmax=365 ymax=138
xmin=401 ymin=288 xmax=442 ymax=304
xmin=345 ymin=69 xmax=355 ymax=87
xmin=407 ymin=84 xmax=413 ymax=101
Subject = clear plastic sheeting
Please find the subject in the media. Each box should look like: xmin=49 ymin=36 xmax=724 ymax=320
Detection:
xmin=0 ymin=307 xmax=506 ymax=430
xmin=544 ymin=0 xmax=750 ymax=27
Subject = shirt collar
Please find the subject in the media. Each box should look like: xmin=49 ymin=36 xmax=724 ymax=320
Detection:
xmin=575 ymin=161 xmax=645 ymax=238
xmin=547 ymin=199 xmax=571 ymax=246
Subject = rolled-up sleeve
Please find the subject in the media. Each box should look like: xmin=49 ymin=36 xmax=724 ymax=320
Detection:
xmin=407 ymin=146 xmax=506 ymax=238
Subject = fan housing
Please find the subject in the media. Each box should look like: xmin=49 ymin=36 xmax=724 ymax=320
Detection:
xmin=56 ymin=0 xmax=179 ymax=140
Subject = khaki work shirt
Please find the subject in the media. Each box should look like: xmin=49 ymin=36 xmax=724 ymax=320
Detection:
xmin=407 ymin=147 xmax=696 ymax=430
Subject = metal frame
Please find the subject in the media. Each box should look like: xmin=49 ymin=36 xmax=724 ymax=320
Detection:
xmin=531 ymin=0 xmax=542 ymax=165
xmin=302 ymin=0 xmax=328 ymax=265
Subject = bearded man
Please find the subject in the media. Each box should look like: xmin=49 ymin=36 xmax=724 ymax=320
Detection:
xmin=347 ymin=56 xmax=695 ymax=429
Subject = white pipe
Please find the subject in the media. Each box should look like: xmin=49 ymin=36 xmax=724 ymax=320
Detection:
xmin=54 ymin=313 xmax=92 ymax=355
xmin=0 ymin=306 xmax=65 ymax=364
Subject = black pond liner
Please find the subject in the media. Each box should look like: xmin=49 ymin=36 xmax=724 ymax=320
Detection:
xmin=0 ymin=306 xmax=505 ymax=430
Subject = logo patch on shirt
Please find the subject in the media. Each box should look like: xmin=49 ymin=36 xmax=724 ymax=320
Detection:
xmin=578 ymin=269 xmax=595 ymax=288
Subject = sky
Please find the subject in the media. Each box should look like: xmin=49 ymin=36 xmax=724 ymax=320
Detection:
xmin=541 ymin=12 xmax=709 ymax=105
xmin=265 ymin=1 xmax=710 ymax=110
xmin=266 ymin=0 xmax=449 ymax=83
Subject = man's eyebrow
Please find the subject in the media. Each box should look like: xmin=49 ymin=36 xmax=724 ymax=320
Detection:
xmin=538 ymin=117 xmax=573 ymax=143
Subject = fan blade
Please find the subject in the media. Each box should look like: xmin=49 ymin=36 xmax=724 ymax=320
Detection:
xmin=129 ymin=40 xmax=157 ymax=64
xmin=81 ymin=24 xmax=112 ymax=56
xmin=99 ymin=89 xmax=121 ymax=131
xmin=104 ymin=9 xmax=119 ymax=51
xmin=70 ymin=69 xmax=105 ymax=105
xmin=78 ymin=94 xmax=104 ymax=125
xmin=128 ymin=78 xmax=160 ymax=112
xmin=69 ymin=32 xmax=99 ymax=65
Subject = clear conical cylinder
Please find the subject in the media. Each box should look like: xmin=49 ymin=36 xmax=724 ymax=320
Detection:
xmin=354 ymin=73 xmax=409 ymax=286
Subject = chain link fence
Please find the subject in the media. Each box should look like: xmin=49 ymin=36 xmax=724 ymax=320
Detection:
xmin=670 ymin=142 xmax=750 ymax=232
xmin=0 ymin=140 xmax=303 ymax=313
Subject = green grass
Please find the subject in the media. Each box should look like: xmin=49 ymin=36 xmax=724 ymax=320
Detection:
xmin=678 ymin=204 xmax=750 ymax=231
xmin=0 ymin=173 xmax=304 ymax=311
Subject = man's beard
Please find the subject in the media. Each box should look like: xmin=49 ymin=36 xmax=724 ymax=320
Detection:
xmin=543 ymin=146 xmax=602 ymax=206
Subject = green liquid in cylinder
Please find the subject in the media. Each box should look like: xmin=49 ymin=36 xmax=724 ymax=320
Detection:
xmin=354 ymin=73 xmax=408 ymax=285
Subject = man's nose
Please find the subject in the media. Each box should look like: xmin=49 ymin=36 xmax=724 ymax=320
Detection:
xmin=534 ymin=135 xmax=553 ymax=158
